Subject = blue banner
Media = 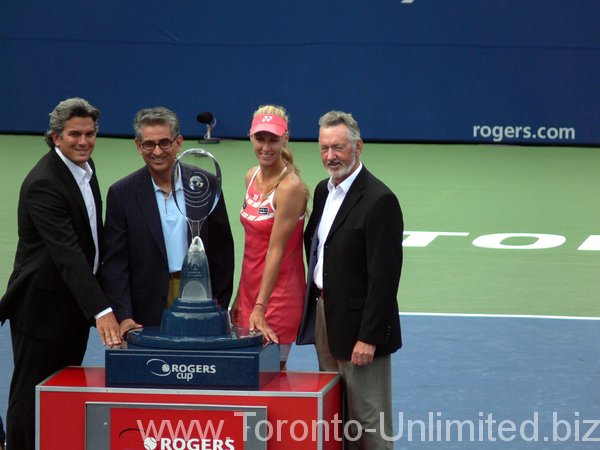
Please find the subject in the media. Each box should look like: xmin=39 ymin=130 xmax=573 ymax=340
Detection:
xmin=1 ymin=1 xmax=598 ymax=144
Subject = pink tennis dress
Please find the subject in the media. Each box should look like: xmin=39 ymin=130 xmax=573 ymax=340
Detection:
xmin=238 ymin=169 xmax=306 ymax=344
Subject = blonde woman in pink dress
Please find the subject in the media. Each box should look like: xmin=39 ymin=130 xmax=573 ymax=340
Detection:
xmin=230 ymin=105 xmax=309 ymax=370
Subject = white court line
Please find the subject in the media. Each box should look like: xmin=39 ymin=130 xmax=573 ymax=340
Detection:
xmin=400 ymin=312 xmax=600 ymax=321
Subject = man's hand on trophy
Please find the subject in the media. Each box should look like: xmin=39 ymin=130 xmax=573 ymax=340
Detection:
xmin=119 ymin=318 xmax=143 ymax=339
xmin=249 ymin=304 xmax=279 ymax=344
xmin=95 ymin=312 xmax=122 ymax=348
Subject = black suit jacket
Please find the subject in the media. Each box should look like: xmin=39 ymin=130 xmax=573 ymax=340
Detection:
xmin=0 ymin=149 xmax=110 ymax=343
xmin=102 ymin=165 xmax=234 ymax=326
xmin=297 ymin=166 xmax=403 ymax=360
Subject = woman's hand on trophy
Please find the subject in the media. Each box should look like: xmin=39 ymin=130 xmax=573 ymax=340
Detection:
xmin=249 ymin=303 xmax=279 ymax=344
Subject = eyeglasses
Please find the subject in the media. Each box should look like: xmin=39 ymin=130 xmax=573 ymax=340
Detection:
xmin=139 ymin=137 xmax=178 ymax=152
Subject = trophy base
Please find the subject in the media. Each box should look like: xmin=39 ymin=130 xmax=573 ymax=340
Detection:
xmin=105 ymin=333 xmax=279 ymax=390
xmin=127 ymin=325 xmax=263 ymax=350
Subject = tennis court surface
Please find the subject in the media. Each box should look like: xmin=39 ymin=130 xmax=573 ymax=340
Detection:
xmin=0 ymin=136 xmax=598 ymax=448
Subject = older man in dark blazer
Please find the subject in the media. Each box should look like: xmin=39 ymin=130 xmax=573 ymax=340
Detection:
xmin=297 ymin=111 xmax=403 ymax=449
xmin=102 ymin=107 xmax=234 ymax=336
xmin=0 ymin=98 xmax=121 ymax=450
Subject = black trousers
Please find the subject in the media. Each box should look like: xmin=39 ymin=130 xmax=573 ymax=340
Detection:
xmin=0 ymin=415 xmax=5 ymax=448
xmin=7 ymin=323 xmax=88 ymax=450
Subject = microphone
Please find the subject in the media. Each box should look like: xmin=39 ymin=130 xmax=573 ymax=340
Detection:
xmin=196 ymin=111 xmax=220 ymax=144
xmin=196 ymin=112 xmax=214 ymax=124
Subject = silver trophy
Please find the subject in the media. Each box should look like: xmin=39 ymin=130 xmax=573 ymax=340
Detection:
xmin=172 ymin=148 xmax=221 ymax=302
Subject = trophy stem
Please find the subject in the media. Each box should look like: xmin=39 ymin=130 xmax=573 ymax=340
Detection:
xmin=188 ymin=218 xmax=206 ymax=240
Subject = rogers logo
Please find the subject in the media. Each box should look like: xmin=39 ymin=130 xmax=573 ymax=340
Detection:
xmin=147 ymin=437 xmax=235 ymax=450
xmin=146 ymin=359 xmax=217 ymax=381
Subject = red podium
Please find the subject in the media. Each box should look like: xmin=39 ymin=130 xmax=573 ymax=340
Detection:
xmin=36 ymin=367 xmax=342 ymax=450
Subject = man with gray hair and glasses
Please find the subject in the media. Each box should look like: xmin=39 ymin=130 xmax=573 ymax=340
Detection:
xmin=0 ymin=97 xmax=121 ymax=450
xmin=298 ymin=110 xmax=403 ymax=449
xmin=102 ymin=107 xmax=234 ymax=338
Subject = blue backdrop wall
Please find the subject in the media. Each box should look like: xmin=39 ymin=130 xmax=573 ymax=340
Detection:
xmin=1 ymin=0 xmax=599 ymax=145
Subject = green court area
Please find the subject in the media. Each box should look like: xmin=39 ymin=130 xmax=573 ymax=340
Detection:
xmin=1 ymin=135 xmax=598 ymax=317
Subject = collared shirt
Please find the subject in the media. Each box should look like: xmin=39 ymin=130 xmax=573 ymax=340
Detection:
xmin=152 ymin=166 xmax=188 ymax=273
xmin=54 ymin=148 xmax=111 ymax=319
xmin=54 ymin=148 xmax=99 ymax=273
xmin=313 ymin=163 xmax=363 ymax=289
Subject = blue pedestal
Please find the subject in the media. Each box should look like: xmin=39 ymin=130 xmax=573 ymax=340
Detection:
xmin=105 ymin=342 xmax=279 ymax=390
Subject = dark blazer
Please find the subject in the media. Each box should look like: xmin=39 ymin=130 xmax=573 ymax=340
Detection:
xmin=102 ymin=165 xmax=234 ymax=326
xmin=0 ymin=149 xmax=109 ymax=343
xmin=297 ymin=166 xmax=403 ymax=360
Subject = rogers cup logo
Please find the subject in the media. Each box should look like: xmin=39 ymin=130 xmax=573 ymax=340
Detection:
xmin=146 ymin=359 xmax=217 ymax=382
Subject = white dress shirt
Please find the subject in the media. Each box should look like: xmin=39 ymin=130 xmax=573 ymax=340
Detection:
xmin=313 ymin=163 xmax=363 ymax=289
xmin=54 ymin=148 xmax=111 ymax=319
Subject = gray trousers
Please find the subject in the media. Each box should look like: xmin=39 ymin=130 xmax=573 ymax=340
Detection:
xmin=315 ymin=297 xmax=394 ymax=450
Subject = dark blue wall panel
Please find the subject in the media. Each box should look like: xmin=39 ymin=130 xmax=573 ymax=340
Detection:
xmin=1 ymin=1 xmax=598 ymax=144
